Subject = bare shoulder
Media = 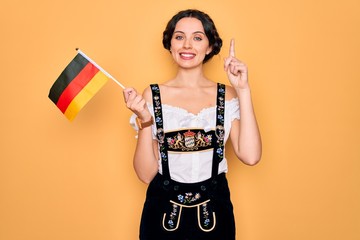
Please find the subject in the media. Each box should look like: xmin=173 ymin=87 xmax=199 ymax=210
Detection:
xmin=142 ymin=85 xmax=153 ymax=103
xmin=225 ymin=84 xmax=238 ymax=101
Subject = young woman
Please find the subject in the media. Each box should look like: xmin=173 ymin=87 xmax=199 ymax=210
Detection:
xmin=123 ymin=9 xmax=261 ymax=240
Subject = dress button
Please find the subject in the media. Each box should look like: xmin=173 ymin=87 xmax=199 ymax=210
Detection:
xmin=163 ymin=180 xmax=170 ymax=186
xmin=201 ymin=185 xmax=207 ymax=191
xmin=174 ymin=185 xmax=179 ymax=191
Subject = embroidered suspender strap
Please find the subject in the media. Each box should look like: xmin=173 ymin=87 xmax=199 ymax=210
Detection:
xmin=211 ymin=83 xmax=226 ymax=179
xmin=150 ymin=84 xmax=170 ymax=180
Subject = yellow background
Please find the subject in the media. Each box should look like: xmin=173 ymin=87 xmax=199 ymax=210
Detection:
xmin=1 ymin=0 xmax=359 ymax=239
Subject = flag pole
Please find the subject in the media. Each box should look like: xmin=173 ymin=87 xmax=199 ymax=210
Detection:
xmin=76 ymin=48 xmax=125 ymax=89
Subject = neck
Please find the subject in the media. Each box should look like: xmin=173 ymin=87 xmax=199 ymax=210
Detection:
xmin=173 ymin=66 xmax=210 ymax=87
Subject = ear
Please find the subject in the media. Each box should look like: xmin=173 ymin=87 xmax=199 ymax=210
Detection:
xmin=206 ymin=46 xmax=212 ymax=55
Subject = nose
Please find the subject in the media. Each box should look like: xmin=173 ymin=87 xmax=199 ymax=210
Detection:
xmin=183 ymin=38 xmax=192 ymax=49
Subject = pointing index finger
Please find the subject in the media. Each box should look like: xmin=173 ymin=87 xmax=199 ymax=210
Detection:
xmin=229 ymin=39 xmax=235 ymax=57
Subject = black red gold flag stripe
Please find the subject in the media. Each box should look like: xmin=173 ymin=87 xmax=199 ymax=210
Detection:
xmin=48 ymin=52 xmax=109 ymax=121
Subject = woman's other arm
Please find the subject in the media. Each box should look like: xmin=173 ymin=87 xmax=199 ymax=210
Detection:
xmin=123 ymin=87 xmax=159 ymax=183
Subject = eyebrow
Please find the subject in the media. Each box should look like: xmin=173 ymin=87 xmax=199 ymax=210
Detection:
xmin=173 ymin=30 xmax=206 ymax=35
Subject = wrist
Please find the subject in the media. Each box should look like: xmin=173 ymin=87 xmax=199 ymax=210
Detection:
xmin=235 ymin=86 xmax=251 ymax=95
xmin=136 ymin=116 xmax=154 ymax=130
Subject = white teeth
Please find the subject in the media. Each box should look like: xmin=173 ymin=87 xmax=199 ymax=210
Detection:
xmin=180 ymin=53 xmax=195 ymax=57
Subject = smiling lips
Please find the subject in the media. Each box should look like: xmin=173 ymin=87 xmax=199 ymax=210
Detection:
xmin=179 ymin=52 xmax=196 ymax=60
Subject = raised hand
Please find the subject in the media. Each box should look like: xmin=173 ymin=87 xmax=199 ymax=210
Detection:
xmin=224 ymin=39 xmax=249 ymax=89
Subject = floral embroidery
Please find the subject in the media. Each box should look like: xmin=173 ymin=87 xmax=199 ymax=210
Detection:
xmin=177 ymin=192 xmax=201 ymax=204
xmin=151 ymin=85 xmax=167 ymax=160
xmin=215 ymin=84 xmax=225 ymax=162
xmin=155 ymin=116 xmax=162 ymax=124
xmin=218 ymin=86 xmax=225 ymax=94
xmin=167 ymin=204 xmax=179 ymax=229
xmin=152 ymin=91 xmax=161 ymax=120
xmin=151 ymin=85 xmax=163 ymax=127
xmin=201 ymin=203 xmax=211 ymax=227
xmin=217 ymin=96 xmax=225 ymax=124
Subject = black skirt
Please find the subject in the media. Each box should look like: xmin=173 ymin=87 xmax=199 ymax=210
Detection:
xmin=139 ymin=173 xmax=236 ymax=240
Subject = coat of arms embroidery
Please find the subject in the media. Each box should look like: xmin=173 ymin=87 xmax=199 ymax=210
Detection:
xmin=167 ymin=130 xmax=212 ymax=151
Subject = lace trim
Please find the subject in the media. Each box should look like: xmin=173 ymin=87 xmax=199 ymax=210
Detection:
xmin=159 ymin=97 xmax=238 ymax=117
xmin=129 ymin=98 xmax=239 ymax=138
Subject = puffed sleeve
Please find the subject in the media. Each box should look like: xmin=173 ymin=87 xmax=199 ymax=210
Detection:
xmin=129 ymin=103 xmax=157 ymax=139
xmin=226 ymin=98 xmax=240 ymax=122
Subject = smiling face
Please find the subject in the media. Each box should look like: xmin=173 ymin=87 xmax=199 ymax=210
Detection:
xmin=169 ymin=17 xmax=212 ymax=69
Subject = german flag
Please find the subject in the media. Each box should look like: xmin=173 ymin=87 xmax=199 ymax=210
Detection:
xmin=48 ymin=52 xmax=109 ymax=121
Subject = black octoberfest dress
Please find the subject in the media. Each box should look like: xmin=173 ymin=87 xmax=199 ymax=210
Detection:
xmin=139 ymin=83 xmax=236 ymax=240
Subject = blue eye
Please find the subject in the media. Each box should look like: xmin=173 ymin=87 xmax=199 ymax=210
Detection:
xmin=174 ymin=35 xmax=184 ymax=40
xmin=194 ymin=36 xmax=203 ymax=41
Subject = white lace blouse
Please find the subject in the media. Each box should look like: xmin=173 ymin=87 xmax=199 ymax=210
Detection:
xmin=130 ymin=98 xmax=240 ymax=183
